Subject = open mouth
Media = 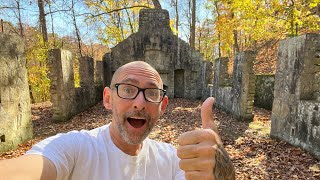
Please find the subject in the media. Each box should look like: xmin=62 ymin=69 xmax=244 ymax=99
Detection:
xmin=127 ymin=117 xmax=146 ymax=128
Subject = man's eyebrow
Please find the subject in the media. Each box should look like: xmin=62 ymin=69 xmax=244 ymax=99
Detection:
xmin=145 ymin=81 xmax=159 ymax=88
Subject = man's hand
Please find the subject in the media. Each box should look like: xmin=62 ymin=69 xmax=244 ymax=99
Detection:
xmin=177 ymin=97 xmax=235 ymax=180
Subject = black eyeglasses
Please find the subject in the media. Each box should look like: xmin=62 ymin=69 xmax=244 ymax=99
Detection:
xmin=113 ymin=83 xmax=166 ymax=103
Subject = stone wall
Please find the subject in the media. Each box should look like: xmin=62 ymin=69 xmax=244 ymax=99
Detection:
xmin=212 ymin=51 xmax=256 ymax=121
xmin=48 ymin=49 xmax=103 ymax=122
xmin=103 ymin=9 xmax=212 ymax=99
xmin=271 ymin=34 xmax=320 ymax=159
xmin=0 ymin=34 xmax=33 ymax=153
xmin=254 ymin=75 xmax=275 ymax=110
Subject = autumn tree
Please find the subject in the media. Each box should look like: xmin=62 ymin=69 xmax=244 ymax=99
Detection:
xmin=84 ymin=0 xmax=151 ymax=48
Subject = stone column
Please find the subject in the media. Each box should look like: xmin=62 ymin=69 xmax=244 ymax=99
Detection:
xmin=95 ymin=60 xmax=104 ymax=85
xmin=0 ymin=34 xmax=33 ymax=153
xmin=231 ymin=51 xmax=256 ymax=120
xmin=79 ymin=56 xmax=94 ymax=87
xmin=103 ymin=53 xmax=112 ymax=87
xmin=48 ymin=49 xmax=75 ymax=122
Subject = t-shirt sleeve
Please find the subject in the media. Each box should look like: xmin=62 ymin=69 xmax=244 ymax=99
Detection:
xmin=26 ymin=131 xmax=80 ymax=180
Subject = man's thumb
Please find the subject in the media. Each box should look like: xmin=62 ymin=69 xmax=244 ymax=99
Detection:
xmin=201 ymin=97 xmax=218 ymax=133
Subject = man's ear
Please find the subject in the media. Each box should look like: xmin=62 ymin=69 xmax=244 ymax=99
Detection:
xmin=103 ymin=87 xmax=112 ymax=110
xmin=160 ymin=96 xmax=168 ymax=115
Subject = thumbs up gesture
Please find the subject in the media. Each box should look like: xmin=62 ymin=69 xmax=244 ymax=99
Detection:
xmin=177 ymin=97 xmax=235 ymax=180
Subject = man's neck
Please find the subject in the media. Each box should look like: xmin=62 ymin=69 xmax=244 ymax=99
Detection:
xmin=109 ymin=123 xmax=142 ymax=156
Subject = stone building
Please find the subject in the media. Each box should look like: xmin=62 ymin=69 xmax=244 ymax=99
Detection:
xmin=0 ymin=34 xmax=33 ymax=153
xmin=103 ymin=9 xmax=212 ymax=99
xmin=271 ymin=34 xmax=320 ymax=159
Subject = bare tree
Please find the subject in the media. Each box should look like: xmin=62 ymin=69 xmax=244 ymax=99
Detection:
xmin=71 ymin=0 xmax=82 ymax=57
xmin=48 ymin=1 xmax=56 ymax=47
xmin=189 ymin=0 xmax=196 ymax=49
xmin=214 ymin=1 xmax=221 ymax=58
xmin=15 ymin=0 xmax=24 ymax=37
xmin=38 ymin=0 xmax=48 ymax=42
xmin=171 ymin=0 xmax=179 ymax=34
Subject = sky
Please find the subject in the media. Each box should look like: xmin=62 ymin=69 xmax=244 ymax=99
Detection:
xmin=0 ymin=0 xmax=212 ymax=44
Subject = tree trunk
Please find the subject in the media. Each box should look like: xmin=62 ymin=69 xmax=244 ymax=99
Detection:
xmin=71 ymin=0 xmax=82 ymax=57
xmin=189 ymin=0 xmax=196 ymax=49
xmin=48 ymin=2 xmax=56 ymax=47
xmin=152 ymin=0 xmax=162 ymax=9
xmin=233 ymin=29 xmax=239 ymax=54
xmin=176 ymin=0 xmax=179 ymax=34
xmin=16 ymin=0 xmax=24 ymax=37
xmin=171 ymin=0 xmax=179 ymax=34
xmin=37 ymin=0 xmax=48 ymax=42
xmin=214 ymin=1 xmax=221 ymax=58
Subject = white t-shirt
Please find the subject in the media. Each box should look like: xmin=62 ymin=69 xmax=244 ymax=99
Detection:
xmin=26 ymin=124 xmax=185 ymax=180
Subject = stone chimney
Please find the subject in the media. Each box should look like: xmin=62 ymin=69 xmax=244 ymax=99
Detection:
xmin=139 ymin=9 xmax=171 ymax=32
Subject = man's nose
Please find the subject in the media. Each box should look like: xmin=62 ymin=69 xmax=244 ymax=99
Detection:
xmin=133 ymin=91 xmax=146 ymax=110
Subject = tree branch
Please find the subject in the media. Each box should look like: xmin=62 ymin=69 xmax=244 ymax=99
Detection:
xmin=79 ymin=5 xmax=151 ymax=17
xmin=44 ymin=8 xmax=72 ymax=16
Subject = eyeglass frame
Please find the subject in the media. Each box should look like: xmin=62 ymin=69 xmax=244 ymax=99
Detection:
xmin=113 ymin=83 xmax=167 ymax=103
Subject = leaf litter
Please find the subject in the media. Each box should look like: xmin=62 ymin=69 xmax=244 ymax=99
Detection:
xmin=1 ymin=98 xmax=319 ymax=179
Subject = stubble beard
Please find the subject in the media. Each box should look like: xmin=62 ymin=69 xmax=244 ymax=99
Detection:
xmin=113 ymin=108 xmax=158 ymax=145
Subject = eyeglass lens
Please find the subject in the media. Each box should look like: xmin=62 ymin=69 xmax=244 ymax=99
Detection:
xmin=117 ymin=84 xmax=164 ymax=102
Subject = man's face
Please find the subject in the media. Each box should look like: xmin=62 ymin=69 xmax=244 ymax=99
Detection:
xmin=104 ymin=63 xmax=168 ymax=145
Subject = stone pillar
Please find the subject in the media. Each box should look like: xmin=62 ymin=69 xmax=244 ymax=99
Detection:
xmin=79 ymin=56 xmax=94 ymax=87
xmin=0 ymin=34 xmax=33 ymax=153
xmin=232 ymin=51 xmax=256 ymax=120
xmin=271 ymin=34 xmax=320 ymax=159
xmin=103 ymin=53 xmax=112 ymax=87
xmin=95 ymin=60 xmax=104 ymax=85
xmin=48 ymin=49 xmax=75 ymax=122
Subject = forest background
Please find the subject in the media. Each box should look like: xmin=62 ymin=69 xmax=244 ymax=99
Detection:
xmin=1 ymin=0 xmax=320 ymax=103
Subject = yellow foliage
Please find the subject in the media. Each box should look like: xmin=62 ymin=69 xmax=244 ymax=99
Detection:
xmin=200 ymin=0 xmax=320 ymax=59
xmin=25 ymin=33 xmax=51 ymax=103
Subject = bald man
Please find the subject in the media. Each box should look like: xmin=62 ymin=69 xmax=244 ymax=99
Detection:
xmin=0 ymin=61 xmax=235 ymax=180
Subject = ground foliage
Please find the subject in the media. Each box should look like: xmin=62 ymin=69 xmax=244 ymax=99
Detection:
xmin=1 ymin=99 xmax=319 ymax=179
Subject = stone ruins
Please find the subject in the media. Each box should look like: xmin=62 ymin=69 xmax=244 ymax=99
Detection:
xmin=48 ymin=50 xmax=104 ymax=122
xmin=103 ymin=9 xmax=212 ymax=99
xmin=0 ymin=34 xmax=33 ymax=153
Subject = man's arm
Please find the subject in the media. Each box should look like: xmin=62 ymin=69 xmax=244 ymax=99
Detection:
xmin=0 ymin=154 xmax=57 ymax=180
